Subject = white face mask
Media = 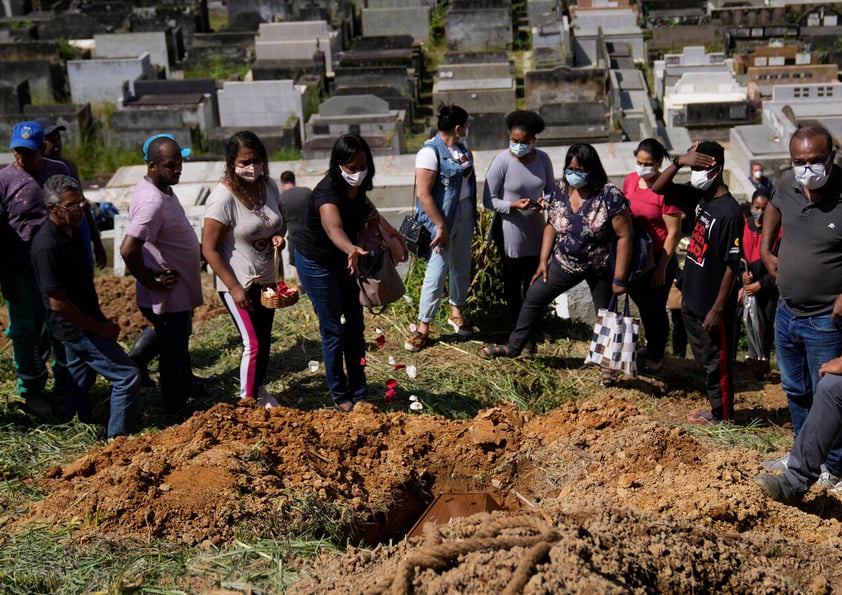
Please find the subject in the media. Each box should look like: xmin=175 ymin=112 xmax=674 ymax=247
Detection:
xmin=794 ymin=162 xmax=830 ymax=190
xmin=753 ymin=169 xmax=763 ymax=180
xmin=636 ymin=164 xmax=657 ymax=179
xmin=235 ymin=163 xmax=262 ymax=183
xmin=690 ymin=168 xmax=716 ymax=191
xmin=341 ymin=167 xmax=367 ymax=187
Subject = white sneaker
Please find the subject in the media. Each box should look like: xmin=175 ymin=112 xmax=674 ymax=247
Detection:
xmin=761 ymin=453 xmax=789 ymax=471
xmin=256 ymin=386 xmax=280 ymax=409
xmin=818 ymin=471 xmax=842 ymax=493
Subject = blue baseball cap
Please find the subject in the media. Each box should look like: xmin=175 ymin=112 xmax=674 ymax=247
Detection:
xmin=10 ymin=121 xmax=44 ymax=151
xmin=142 ymin=133 xmax=192 ymax=161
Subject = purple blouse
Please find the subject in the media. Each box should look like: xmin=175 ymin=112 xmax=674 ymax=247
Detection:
xmin=548 ymin=182 xmax=628 ymax=273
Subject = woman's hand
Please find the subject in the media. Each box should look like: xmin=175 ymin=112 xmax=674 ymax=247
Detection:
xmin=272 ymin=235 xmax=285 ymax=249
xmin=346 ymin=246 xmax=369 ymax=276
xmin=530 ymin=261 xmax=549 ymax=285
xmin=231 ymin=284 xmax=252 ymax=310
xmin=511 ymin=198 xmax=532 ymax=210
xmin=742 ymin=271 xmax=753 ymax=286
xmin=744 ymin=281 xmax=762 ymax=296
xmin=612 ymin=281 xmax=627 ymax=295
xmin=430 ymin=224 xmax=450 ymax=253
xmin=652 ymin=260 xmax=668 ymax=287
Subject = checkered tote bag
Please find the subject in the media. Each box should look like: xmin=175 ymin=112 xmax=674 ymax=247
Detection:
xmin=584 ymin=295 xmax=640 ymax=376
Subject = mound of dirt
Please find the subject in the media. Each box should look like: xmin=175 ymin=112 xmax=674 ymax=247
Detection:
xmin=22 ymin=396 xmax=842 ymax=591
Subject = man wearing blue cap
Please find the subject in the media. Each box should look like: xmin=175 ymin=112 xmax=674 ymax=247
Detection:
xmin=120 ymin=134 xmax=202 ymax=419
xmin=0 ymin=121 xmax=73 ymax=417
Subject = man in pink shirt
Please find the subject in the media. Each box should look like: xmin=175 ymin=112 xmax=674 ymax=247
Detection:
xmin=120 ymin=134 xmax=202 ymax=418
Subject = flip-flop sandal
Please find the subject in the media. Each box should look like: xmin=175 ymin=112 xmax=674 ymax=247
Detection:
xmin=334 ymin=400 xmax=354 ymax=412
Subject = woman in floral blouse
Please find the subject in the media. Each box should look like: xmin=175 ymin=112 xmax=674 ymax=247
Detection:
xmin=483 ymin=143 xmax=633 ymax=385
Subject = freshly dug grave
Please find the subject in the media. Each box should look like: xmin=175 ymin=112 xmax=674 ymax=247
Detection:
xmin=20 ymin=393 xmax=842 ymax=592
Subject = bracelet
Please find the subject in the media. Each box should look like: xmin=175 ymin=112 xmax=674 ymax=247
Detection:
xmin=612 ymin=277 xmax=628 ymax=287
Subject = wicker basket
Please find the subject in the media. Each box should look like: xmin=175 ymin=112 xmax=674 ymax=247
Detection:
xmin=260 ymin=247 xmax=299 ymax=309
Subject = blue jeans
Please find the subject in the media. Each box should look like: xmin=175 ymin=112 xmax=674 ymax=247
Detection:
xmin=295 ymin=251 xmax=367 ymax=405
xmin=64 ymin=332 xmax=141 ymax=438
xmin=417 ymin=198 xmax=473 ymax=323
xmin=775 ymin=299 xmax=842 ymax=473
xmin=140 ymin=308 xmax=193 ymax=413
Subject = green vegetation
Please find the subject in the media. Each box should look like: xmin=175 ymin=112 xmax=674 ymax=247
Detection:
xmin=63 ymin=141 xmax=144 ymax=182
xmin=185 ymin=55 xmax=252 ymax=81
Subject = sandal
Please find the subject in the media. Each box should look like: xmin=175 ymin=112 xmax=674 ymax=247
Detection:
xmin=482 ymin=344 xmax=514 ymax=358
xmin=599 ymin=368 xmax=619 ymax=387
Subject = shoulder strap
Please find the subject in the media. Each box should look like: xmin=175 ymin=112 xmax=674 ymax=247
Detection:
xmin=412 ymin=141 xmax=443 ymax=212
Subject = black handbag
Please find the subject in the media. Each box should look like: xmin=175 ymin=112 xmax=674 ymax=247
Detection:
xmin=399 ymin=214 xmax=431 ymax=259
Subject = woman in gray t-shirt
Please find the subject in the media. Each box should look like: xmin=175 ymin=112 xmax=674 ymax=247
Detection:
xmin=202 ymin=131 xmax=286 ymax=408
xmin=483 ymin=110 xmax=555 ymax=349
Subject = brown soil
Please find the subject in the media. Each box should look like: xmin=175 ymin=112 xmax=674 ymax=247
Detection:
xmin=7 ymin=276 xmax=842 ymax=593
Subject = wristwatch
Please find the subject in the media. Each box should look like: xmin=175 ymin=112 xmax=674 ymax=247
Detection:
xmin=672 ymin=156 xmax=681 ymax=168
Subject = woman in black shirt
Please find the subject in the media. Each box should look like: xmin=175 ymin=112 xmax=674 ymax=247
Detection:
xmin=294 ymin=134 xmax=375 ymax=411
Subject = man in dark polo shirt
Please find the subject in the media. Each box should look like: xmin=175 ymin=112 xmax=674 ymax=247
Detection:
xmin=760 ymin=123 xmax=842 ymax=492
xmin=31 ymin=174 xmax=140 ymax=439
xmin=279 ymin=170 xmax=311 ymax=287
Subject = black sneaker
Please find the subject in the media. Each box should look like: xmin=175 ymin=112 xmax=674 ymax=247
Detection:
xmin=754 ymin=474 xmax=805 ymax=504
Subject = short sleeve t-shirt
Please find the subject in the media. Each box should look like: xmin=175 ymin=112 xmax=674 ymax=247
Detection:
xmin=0 ymin=159 xmax=71 ymax=273
xmin=31 ymin=219 xmax=105 ymax=342
xmin=203 ymin=179 xmax=286 ymax=291
xmin=681 ymin=191 xmax=743 ymax=317
xmin=623 ymin=172 xmax=683 ymax=254
xmin=293 ymin=175 xmax=375 ymax=268
xmin=548 ymin=182 xmax=629 ymax=273
xmin=416 ymin=142 xmax=472 ymax=201
xmin=125 ymin=177 xmax=203 ymax=314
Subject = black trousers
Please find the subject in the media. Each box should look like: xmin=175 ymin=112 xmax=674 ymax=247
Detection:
xmin=507 ymin=261 xmax=612 ymax=354
xmin=682 ymin=305 xmax=736 ymax=421
xmin=628 ymin=256 xmax=678 ymax=361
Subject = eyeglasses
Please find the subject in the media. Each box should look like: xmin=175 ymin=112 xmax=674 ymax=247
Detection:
xmin=57 ymin=201 xmax=85 ymax=214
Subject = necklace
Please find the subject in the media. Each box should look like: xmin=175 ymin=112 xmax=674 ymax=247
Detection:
xmin=239 ymin=184 xmax=272 ymax=226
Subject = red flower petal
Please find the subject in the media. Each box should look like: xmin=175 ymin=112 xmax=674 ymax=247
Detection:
xmin=376 ymin=335 xmax=386 ymax=347
xmin=392 ymin=363 xmax=406 ymax=370
xmin=360 ymin=357 xmax=367 ymax=367
xmin=385 ymin=378 xmax=398 ymax=389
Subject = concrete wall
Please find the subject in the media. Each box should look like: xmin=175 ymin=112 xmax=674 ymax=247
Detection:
xmin=362 ymin=7 xmax=431 ymax=43
xmin=524 ymin=66 xmax=606 ymax=109
xmin=95 ymin=31 xmax=171 ymax=76
xmin=67 ymin=53 xmax=153 ymax=104
xmin=217 ymin=80 xmax=306 ymax=141
xmin=0 ymin=59 xmax=60 ymax=103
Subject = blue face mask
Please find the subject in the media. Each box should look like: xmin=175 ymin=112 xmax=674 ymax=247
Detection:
xmin=751 ymin=210 xmax=763 ymax=223
xmin=509 ymin=141 xmax=533 ymax=158
xmin=565 ymin=169 xmax=588 ymax=189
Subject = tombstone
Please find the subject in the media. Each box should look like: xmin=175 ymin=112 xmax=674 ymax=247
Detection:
xmin=208 ymin=124 xmax=299 ymax=157
xmin=38 ymin=11 xmax=103 ymax=40
xmin=303 ymin=94 xmax=405 ymax=159
xmin=21 ymin=103 xmax=95 ymax=146
xmin=446 ymin=0 xmax=512 ymax=51
xmin=432 ymin=54 xmax=515 ymax=150
xmin=81 ymin=1 xmax=132 ymax=32
xmin=133 ymin=78 xmax=220 ymax=126
xmin=0 ymin=79 xmax=29 ymax=114
xmin=0 ymin=0 xmax=32 ymax=18
xmin=227 ymin=0 xmax=285 ymax=24
xmin=216 ymin=80 xmax=308 ymax=143
xmin=67 ymin=52 xmax=154 ymax=105
xmin=95 ymin=31 xmax=176 ymax=77
xmin=107 ymin=106 xmax=197 ymax=154
xmin=184 ymin=31 xmax=255 ymax=75
xmin=361 ymin=3 xmax=431 ymax=43
xmin=129 ymin=3 xmax=207 ymax=47
xmin=0 ymin=58 xmax=65 ymax=104
xmin=256 ymin=21 xmax=339 ymax=77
